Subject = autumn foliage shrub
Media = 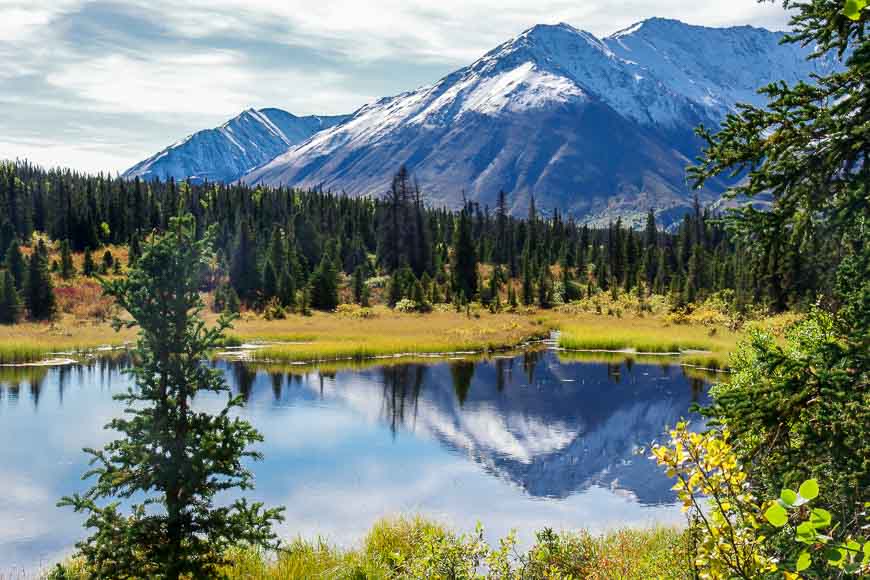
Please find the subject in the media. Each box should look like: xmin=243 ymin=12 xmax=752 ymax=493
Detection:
xmin=54 ymin=280 xmax=116 ymax=321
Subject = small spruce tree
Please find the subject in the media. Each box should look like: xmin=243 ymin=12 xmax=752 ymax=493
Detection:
xmin=5 ymin=239 xmax=25 ymax=290
xmin=59 ymin=215 xmax=283 ymax=577
xmin=0 ymin=270 xmax=22 ymax=324
xmin=25 ymin=240 xmax=56 ymax=320
xmin=82 ymin=247 xmax=95 ymax=277
xmin=60 ymin=239 xmax=75 ymax=279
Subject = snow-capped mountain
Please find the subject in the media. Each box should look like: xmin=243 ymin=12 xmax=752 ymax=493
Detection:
xmin=240 ymin=19 xmax=832 ymax=222
xmin=123 ymin=108 xmax=349 ymax=184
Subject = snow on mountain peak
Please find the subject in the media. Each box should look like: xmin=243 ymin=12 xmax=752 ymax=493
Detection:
xmin=123 ymin=108 xmax=349 ymax=183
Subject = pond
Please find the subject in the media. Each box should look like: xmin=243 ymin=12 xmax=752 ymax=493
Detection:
xmin=0 ymin=348 xmax=711 ymax=573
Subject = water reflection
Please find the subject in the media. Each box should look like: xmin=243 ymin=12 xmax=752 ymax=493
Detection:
xmin=0 ymin=350 xmax=709 ymax=572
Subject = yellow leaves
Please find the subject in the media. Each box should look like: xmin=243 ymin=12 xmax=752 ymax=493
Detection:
xmin=654 ymin=423 xmax=777 ymax=579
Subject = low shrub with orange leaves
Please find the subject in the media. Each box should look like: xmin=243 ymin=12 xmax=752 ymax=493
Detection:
xmin=54 ymin=280 xmax=117 ymax=321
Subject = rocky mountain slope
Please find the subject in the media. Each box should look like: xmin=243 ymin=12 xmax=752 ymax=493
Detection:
xmin=123 ymin=108 xmax=349 ymax=184
xmin=241 ymin=19 xmax=830 ymax=222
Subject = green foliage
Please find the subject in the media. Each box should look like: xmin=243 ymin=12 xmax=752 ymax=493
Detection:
xmin=308 ymin=254 xmax=339 ymax=311
xmin=0 ymin=270 xmax=22 ymax=324
xmin=25 ymin=239 xmax=56 ymax=320
xmin=842 ymin=0 xmax=867 ymax=20
xmin=653 ymin=424 xmax=870 ymax=579
xmin=60 ymin=239 xmax=75 ymax=279
xmin=4 ymin=239 xmax=25 ymax=290
xmin=709 ymin=306 xmax=869 ymax=537
xmin=58 ymin=214 xmax=283 ymax=578
xmin=82 ymin=247 xmax=95 ymax=277
xmin=453 ymin=204 xmax=478 ymax=302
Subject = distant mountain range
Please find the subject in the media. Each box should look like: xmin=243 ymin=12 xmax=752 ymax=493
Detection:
xmin=124 ymin=18 xmax=834 ymax=223
xmin=123 ymin=108 xmax=349 ymax=184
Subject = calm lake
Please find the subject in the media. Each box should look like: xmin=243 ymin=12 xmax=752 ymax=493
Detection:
xmin=0 ymin=349 xmax=710 ymax=573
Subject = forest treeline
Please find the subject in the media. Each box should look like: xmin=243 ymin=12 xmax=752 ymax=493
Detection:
xmin=0 ymin=160 xmax=833 ymax=321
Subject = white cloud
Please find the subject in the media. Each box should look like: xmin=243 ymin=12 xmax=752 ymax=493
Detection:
xmin=141 ymin=0 xmax=792 ymax=62
xmin=0 ymin=0 xmax=80 ymax=41
xmin=0 ymin=137 xmax=136 ymax=175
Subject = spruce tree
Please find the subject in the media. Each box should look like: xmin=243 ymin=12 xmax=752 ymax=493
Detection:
xmin=388 ymin=269 xmax=402 ymax=307
xmin=278 ymin=268 xmax=296 ymax=309
xmin=262 ymin=260 xmax=279 ymax=300
xmin=352 ymin=265 xmax=365 ymax=304
xmin=59 ymin=215 xmax=283 ymax=577
xmin=521 ymin=254 xmax=534 ymax=306
xmin=308 ymin=254 xmax=338 ymax=311
xmin=452 ymin=206 xmax=477 ymax=301
xmin=128 ymin=233 xmax=141 ymax=265
xmin=5 ymin=239 xmax=25 ymax=290
xmin=230 ymin=220 xmax=260 ymax=302
xmin=60 ymin=239 xmax=75 ymax=279
xmin=99 ymin=249 xmax=113 ymax=274
xmin=0 ymin=270 xmax=22 ymax=324
xmin=25 ymin=240 xmax=55 ymax=320
xmin=82 ymin=247 xmax=95 ymax=277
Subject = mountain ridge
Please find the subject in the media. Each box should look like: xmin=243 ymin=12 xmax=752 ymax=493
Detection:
xmin=239 ymin=18 xmax=831 ymax=222
xmin=125 ymin=18 xmax=835 ymax=222
xmin=122 ymin=108 xmax=350 ymax=184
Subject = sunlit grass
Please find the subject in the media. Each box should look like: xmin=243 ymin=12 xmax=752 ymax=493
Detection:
xmin=231 ymin=308 xmax=551 ymax=363
xmin=0 ymin=317 xmax=135 ymax=363
xmin=554 ymin=313 xmax=741 ymax=368
xmin=0 ymin=304 xmax=754 ymax=368
xmin=218 ymin=518 xmax=692 ymax=580
xmin=52 ymin=516 xmax=691 ymax=579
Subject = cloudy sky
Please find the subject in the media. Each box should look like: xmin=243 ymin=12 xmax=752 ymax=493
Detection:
xmin=0 ymin=0 xmax=792 ymax=174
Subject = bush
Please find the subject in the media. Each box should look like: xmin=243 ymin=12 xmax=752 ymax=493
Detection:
xmin=393 ymin=298 xmax=418 ymax=313
xmin=263 ymin=298 xmax=287 ymax=320
xmin=335 ymin=303 xmax=376 ymax=319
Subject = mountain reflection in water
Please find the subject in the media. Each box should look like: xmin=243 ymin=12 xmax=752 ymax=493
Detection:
xmin=0 ymin=349 xmax=708 ymax=572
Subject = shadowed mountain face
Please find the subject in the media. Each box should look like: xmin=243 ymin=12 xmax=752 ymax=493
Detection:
xmin=263 ymin=350 xmax=709 ymax=504
xmin=122 ymin=108 xmax=349 ymax=184
xmin=239 ymin=19 xmax=831 ymax=223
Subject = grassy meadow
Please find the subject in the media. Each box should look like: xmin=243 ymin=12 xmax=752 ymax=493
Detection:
xmin=51 ymin=516 xmax=693 ymax=580
xmin=1 ymin=245 xmax=800 ymax=370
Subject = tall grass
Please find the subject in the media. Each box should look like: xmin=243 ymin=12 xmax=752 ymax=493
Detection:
xmin=235 ymin=309 xmax=551 ymax=364
xmin=555 ymin=314 xmax=741 ymax=368
xmin=51 ymin=516 xmax=692 ymax=579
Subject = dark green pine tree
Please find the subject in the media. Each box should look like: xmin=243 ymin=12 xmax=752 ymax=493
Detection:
xmin=452 ymin=206 xmax=478 ymax=301
xmin=278 ymin=268 xmax=296 ymax=309
xmin=537 ymin=268 xmax=552 ymax=308
xmin=352 ymin=265 xmax=365 ymax=305
xmin=5 ymin=239 xmax=25 ymax=290
xmin=82 ymin=247 xmax=96 ymax=277
xmin=308 ymin=254 xmax=339 ymax=311
xmin=101 ymin=250 xmax=114 ymax=274
xmin=230 ymin=220 xmax=260 ymax=303
xmin=25 ymin=240 xmax=56 ymax=320
xmin=388 ymin=269 xmax=402 ymax=307
xmin=262 ymin=260 xmax=279 ymax=301
xmin=508 ymin=282 xmax=518 ymax=309
xmin=488 ymin=270 xmax=501 ymax=312
xmin=0 ymin=270 xmax=22 ymax=324
xmin=59 ymin=215 xmax=284 ymax=578
xmin=521 ymin=253 xmax=535 ymax=306
xmin=128 ymin=233 xmax=141 ymax=265
xmin=60 ymin=239 xmax=75 ymax=279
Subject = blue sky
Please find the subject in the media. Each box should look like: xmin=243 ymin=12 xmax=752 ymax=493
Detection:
xmin=0 ymin=0 xmax=791 ymax=174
